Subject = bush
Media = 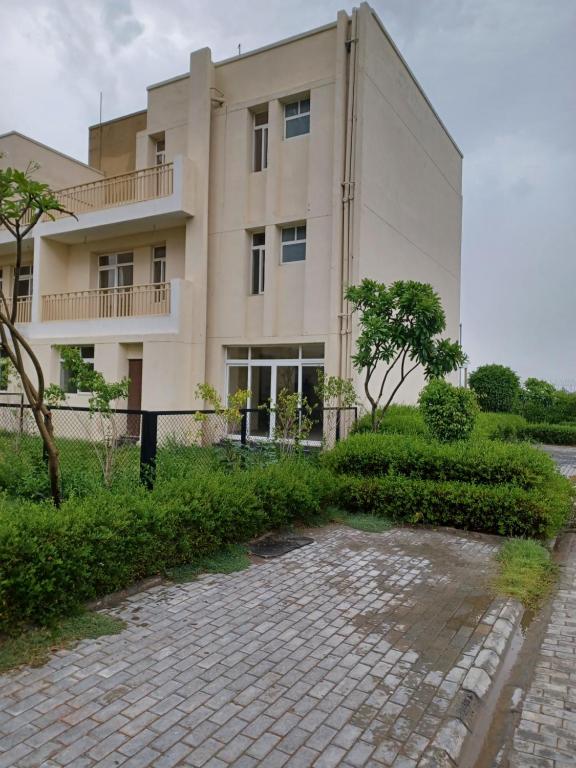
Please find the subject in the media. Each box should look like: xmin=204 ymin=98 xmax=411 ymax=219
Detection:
xmin=352 ymin=405 xmax=428 ymax=437
xmin=0 ymin=459 xmax=336 ymax=631
xmin=516 ymin=380 xmax=576 ymax=425
xmin=469 ymin=364 xmax=520 ymax=412
xmin=517 ymin=423 xmax=576 ymax=446
xmin=474 ymin=412 xmax=527 ymax=441
xmin=337 ymin=473 xmax=573 ymax=539
xmin=323 ymin=433 xmax=558 ymax=489
xmin=419 ymin=380 xmax=479 ymax=442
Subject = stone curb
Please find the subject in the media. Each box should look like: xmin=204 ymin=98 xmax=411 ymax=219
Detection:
xmin=421 ymin=597 xmax=524 ymax=767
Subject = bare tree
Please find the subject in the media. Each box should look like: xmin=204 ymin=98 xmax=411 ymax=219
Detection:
xmin=0 ymin=164 xmax=74 ymax=505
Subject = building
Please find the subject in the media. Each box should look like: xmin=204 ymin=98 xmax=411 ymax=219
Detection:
xmin=0 ymin=3 xmax=462 ymax=440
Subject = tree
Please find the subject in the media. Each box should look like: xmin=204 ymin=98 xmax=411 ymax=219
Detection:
xmin=345 ymin=279 xmax=466 ymax=431
xmin=468 ymin=364 xmax=520 ymax=413
xmin=0 ymin=164 xmax=74 ymax=505
xmin=419 ymin=379 xmax=479 ymax=442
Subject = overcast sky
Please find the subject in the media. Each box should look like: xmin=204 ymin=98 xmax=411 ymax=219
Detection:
xmin=1 ymin=0 xmax=574 ymax=386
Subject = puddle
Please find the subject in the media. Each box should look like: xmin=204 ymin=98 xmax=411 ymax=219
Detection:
xmin=248 ymin=534 xmax=314 ymax=558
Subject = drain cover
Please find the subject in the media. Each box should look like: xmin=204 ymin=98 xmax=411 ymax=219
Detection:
xmin=249 ymin=534 xmax=314 ymax=558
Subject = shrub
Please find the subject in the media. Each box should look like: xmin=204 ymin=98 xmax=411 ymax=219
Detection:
xmin=474 ymin=412 xmax=527 ymax=441
xmin=352 ymin=405 xmax=428 ymax=438
xmin=517 ymin=423 xmax=576 ymax=446
xmin=419 ymin=380 xmax=479 ymax=442
xmin=337 ymin=473 xmax=573 ymax=539
xmin=516 ymin=380 xmax=576 ymax=425
xmin=323 ymin=433 xmax=558 ymax=489
xmin=469 ymin=364 xmax=520 ymax=412
xmin=0 ymin=459 xmax=336 ymax=631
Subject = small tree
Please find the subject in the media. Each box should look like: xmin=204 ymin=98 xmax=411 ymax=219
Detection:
xmin=419 ymin=379 xmax=479 ymax=442
xmin=271 ymin=389 xmax=314 ymax=454
xmin=468 ymin=364 xmax=520 ymax=413
xmin=194 ymin=383 xmax=250 ymax=444
xmin=47 ymin=347 xmax=129 ymax=488
xmin=0 ymin=164 xmax=74 ymax=505
xmin=345 ymin=279 xmax=466 ymax=431
xmin=314 ymin=373 xmax=358 ymax=445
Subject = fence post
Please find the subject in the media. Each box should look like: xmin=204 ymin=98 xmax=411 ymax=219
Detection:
xmin=240 ymin=409 xmax=247 ymax=446
xmin=140 ymin=411 xmax=158 ymax=489
xmin=335 ymin=408 xmax=341 ymax=443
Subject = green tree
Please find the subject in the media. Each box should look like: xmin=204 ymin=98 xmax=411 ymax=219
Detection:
xmin=468 ymin=364 xmax=520 ymax=413
xmin=0 ymin=164 xmax=74 ymax=505
xmin=345 ymin=279 xmax=466 ymax=431
xmin=419 ymin=379 xmax=479 ymax=442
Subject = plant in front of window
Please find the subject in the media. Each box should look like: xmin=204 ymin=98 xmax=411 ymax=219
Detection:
xmin=48 ymin=347 xmax=129 ymax=488
xmin=345 ymin=279 xmax=467 ymax=432
xmin=270 ymin=388 xmax=314 ymax=455
xmin=0 ymin=163 xmax=75 ymax=506
xmin=314 ymin=373 xmax=358 ymax=447
xmin=194 ymin=383 xmax=251 ymax=467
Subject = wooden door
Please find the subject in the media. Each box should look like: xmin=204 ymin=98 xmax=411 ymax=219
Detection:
xmin=127 ymin=359 xmax=143 ymax=438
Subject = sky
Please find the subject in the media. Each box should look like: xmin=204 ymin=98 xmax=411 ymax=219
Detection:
xmin=1 ymin=0 xmax=575 ymax=386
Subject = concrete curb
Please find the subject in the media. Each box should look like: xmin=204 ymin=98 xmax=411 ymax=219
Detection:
xmin=417 ymin=597 xmax=524 ymax=767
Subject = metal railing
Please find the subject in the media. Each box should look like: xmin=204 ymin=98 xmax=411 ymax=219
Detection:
xmin=42 ymin=282 xmax=171 ymax=321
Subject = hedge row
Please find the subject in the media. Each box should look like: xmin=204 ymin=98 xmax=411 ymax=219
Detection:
xmin=518 ymin=423 xmax=576 ymax=446
xmin=0 ymin=460 xmax=336 ymax=631
xmin=322 ymin=433 xmax=556 ymax=489
xmin=338 ymin=473 xmax=573 ymax=539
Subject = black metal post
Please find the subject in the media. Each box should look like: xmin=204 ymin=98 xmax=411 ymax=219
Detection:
xmin=240 ymin=409 xmax=247 ymax=446
xmin=140 ymin=411 xmax=158 ymax=489
xmin=335 ymin=408 xmax=341 ymax=443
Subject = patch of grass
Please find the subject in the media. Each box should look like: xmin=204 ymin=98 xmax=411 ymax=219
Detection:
xmin=332 ymin=509 xmax=394 ymax=533
xmin=0 ymin=612 xmax=125 ymax=673
xmin=166 ymin=544 xmax=252 ymax=583
xmin=494 ymin=539 xmax=558 ymax=610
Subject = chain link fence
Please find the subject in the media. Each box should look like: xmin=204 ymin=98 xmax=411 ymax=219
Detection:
xmin=0 ymin=401 xmax=357 ymax=496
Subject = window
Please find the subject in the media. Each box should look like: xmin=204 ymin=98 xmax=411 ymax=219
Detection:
xmin=281 ymin=225 xmax=306 ymax=263
xmin=98 ymin=253 xmax=133 ymax=289
xmin=284 ymin=97 xmax=310 ymax=138
xmin=17 ymin=265 xmax=33 ymax=298
xmin=59 ymin=346 xmax=94 ymax=394
xmin=154 ymin=137 xmax=166 ymax=166
xmin=253 ymin=111 xmax=268 ymax=172
xmin=251 ymin=233 xmax=265 ymax=295
xmin=152 ymin=246 xmax=166 ymax=284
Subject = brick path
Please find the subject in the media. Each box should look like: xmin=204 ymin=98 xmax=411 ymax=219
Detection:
xmin=507 ymin=447 xmax=576 ymax=768
xmin=0 ymin=527 xmax=520 ymax=768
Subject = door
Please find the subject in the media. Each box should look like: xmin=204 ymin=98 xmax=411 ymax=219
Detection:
xmin=127 ymin=359 xmax=142 ymax=438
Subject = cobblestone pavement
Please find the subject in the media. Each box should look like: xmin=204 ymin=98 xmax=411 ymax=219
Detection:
xmin=540 ymin=445 xmax=576 ymax=478
xmin=0 ymin=526 xmax=521 ymax=768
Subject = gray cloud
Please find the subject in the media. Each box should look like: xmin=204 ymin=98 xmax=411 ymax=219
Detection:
xmin=0 ymin=0 xmax=574 ymax=385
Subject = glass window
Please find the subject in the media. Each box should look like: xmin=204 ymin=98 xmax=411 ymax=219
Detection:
xmin=59 ymin=345 xmax=95 ymax=394
xmin=154 ymin=137 xmax=166 ymax=165
xmin=98 ymin=253 xmax=134 ymax=289
xmin=281 ymin=225 xmax=306 ymax=263
xmin=152 ymin=245 xmax=166 ymax=284
xmin=253 ymin=110 xmax=269 ymax=172
xmin=284 ymin=97 xmax=310 ymax=139
xmin=302 ymin=343 xmax=324 ymax=359
xmin=17 ymin=266 xmax=33 ymax=298
xmin=251 ymin=232 xmax=265 ymax=295
xmin=250 ymin=346 xmax=300 ymax=360
xmin=227 ymin=347 xmax=249 ymax=360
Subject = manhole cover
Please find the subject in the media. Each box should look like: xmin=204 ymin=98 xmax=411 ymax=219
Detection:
xmin=249 ymin=534 xmax=314 ymax=558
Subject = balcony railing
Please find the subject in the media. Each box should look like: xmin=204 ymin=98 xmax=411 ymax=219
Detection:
xmin=42 ymin=283 xmax=171 ymax=321
xmin=2 ymin=297 xmax=32 ymax=323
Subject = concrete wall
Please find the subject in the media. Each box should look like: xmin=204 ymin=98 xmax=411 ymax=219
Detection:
xmin=88 ymin=111 xmax=148 ymax=176
xmin=0 ymin=132 xmax=102 ymax=189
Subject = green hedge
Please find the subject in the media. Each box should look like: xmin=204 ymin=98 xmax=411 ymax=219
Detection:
xmin=0 ymin=460 xmax=336 ymax=631
xmin=338 ymin=473 xmax=573 ymax=539
xmin=322 ymin=433 xmax=557 ymax=489
xmin=517 ymin=423 xmax=576 ymax=446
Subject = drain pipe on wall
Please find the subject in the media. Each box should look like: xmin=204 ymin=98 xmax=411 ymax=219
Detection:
xmin=339 ymin=8 xmax=359 ymax=385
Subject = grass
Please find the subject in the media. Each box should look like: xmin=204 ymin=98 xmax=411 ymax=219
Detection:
xmin=0 ymin=612 xmax=125 ymax=673
xmin=332 ymin=509 xmax=394 ymax=533
xmin=165 ymin=544 xmax=252 ymax=583
xmin=494 ymin=539 xmax=558 ymax=610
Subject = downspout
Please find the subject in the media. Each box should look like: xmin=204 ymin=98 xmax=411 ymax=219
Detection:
xmin=339 ymin=8 xmax=359 ymax=383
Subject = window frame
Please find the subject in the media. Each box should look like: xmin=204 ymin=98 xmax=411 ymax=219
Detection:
xmin=59 ymin=345 xmax=95 ymax=395
xmin=98 ymin=252 xmax=134 ymax=289
xmin=16 ymin=265 xmax=33 ymax=298
xmin=284 ymin=97 xmax=310 ymax=139
xmin=280 ymin=224 xmax=307 ymax=264
xmin=154 ymin=137 xmax=166 ymax=166
xmin=250 ymin=232 xmax=266 ymax=295
xmin=151 ymin=245 xmax=167 ymax=285
xmin=252 ymin=110 xmax=269 ymax=172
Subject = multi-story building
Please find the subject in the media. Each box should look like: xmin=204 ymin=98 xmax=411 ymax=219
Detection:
xmin=0 ymin=3 xmax=462 ymax=439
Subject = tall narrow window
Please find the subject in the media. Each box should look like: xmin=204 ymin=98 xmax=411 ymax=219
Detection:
xmin=284 ymin=97 xmax=310 ymax=138
xmin=281 ymin=225 xmax=306 ymax=263
xmin=253 ymin=111 xmax=268 ymax=172
xmin=251 ymin=232 xmax=265 ymax=295
xmin=152 ymin=245 xmax=166 ymax=284
xmin=154 ymin=137 xmax=166 ymax=165
xmin=17 ymin=265 xmax=33 ymax=297
xmin=60 ymin=346 xmax=95 ymax=394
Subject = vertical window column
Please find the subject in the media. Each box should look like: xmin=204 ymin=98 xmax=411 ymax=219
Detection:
xmin=251 ymin=233 xmax=265 ymax=295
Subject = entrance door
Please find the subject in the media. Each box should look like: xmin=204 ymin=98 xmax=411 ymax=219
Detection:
xmin=127 ymin=359 xmax=142 ymax=438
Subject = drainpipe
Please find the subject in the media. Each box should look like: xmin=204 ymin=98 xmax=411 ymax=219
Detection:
xmin=339 ymin=8 xmax=359 ymax=384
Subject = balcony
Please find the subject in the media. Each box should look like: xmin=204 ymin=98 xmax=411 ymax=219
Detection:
xmin=42 ymin=283 xmax=171 ymax=322
xmin=3 ymin=297 xmax=32 ymax=323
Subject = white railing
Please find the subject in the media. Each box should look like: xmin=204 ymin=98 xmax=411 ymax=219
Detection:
xmin=42 ymin=283 xmax=171 ymax=321
xmin=1 ymin=297 xmax=32 ymax=323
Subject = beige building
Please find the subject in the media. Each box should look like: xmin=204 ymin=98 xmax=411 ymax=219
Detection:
xmin=0 ymin=3 xmax=462 ymax=439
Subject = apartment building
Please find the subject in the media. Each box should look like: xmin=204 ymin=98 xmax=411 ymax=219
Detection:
xmin=0 ymin=3 xmax=462 ymax=438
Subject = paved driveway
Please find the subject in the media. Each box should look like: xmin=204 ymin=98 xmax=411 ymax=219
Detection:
xmin=0 ymin=526 xmax=520 ymax=768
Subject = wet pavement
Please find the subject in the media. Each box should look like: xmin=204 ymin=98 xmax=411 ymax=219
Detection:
xmin=540 ymin=445 xmax=576 ymax=479
xmin=0 ymin=526 xmax=520 ymax=768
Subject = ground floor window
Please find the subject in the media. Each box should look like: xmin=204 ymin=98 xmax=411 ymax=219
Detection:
xmin=59 ymin=345 xmax=95 ymax=394
xmin=226 ymin=343 xmax=324 ymax=441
